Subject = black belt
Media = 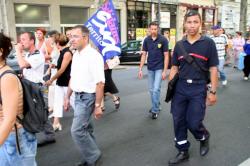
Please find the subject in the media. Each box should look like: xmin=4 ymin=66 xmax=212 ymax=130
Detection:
xmin=180 ymin=79 xmax=206 ymax=84
xmin=36 ymin=82 xmax=43 ymax=86
xmin=75 ymin=91 xmax=87 ymax=95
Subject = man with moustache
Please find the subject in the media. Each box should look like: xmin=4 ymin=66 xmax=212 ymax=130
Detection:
xmin=64 ymin=25 xmax=104 ymax=166
xmin=16 ymin=31 xmax=56 ymax=146
xmin=138 ymin=22 xmax=169 ymax=119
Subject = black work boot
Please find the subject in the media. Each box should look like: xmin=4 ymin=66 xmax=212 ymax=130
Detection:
xmin=168 ymin=151 xmax=189 ymax=165
xmin=200 ymin=135 xmax=210 ymax=156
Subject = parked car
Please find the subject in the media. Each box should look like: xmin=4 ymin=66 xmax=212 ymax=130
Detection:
xmin=6 ymin=50 xmax=21 ymax=74
xmin=120 ymin=40 xmax=142 ymax=63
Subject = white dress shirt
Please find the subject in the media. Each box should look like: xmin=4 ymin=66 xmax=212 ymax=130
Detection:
xmin=23 ymin=50 xmax=45 ymax=83
xmin=70 ymin=44 xmax=105 ymax=93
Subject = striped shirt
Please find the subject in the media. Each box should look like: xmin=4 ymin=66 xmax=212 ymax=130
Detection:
xmin=210 ymin=34 xmax=228 ymax=59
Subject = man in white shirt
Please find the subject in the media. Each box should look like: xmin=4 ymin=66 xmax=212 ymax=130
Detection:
xmin=16 ymin=32 xmax=45 ymax=84
xmin=210 ymin=25 xmax=228 ymax=86
xmin=64 ymin=25 xmax=105 ymax=166
xmin=16 ymin=31 xmax=56 ymax=146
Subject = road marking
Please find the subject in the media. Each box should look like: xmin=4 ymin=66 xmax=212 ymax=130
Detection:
xmin=239 ymin=158 xmax=250 ymax=166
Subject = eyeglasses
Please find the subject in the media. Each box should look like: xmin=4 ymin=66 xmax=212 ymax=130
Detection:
xmin=71 ymin=35 xmax=88 ymax=39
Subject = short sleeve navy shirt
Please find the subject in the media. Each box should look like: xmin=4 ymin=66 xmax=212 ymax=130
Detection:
xmin=142 ymin=34 xmax=168 ymax=71
xmin=172 ymin=36 xmax=219 ymax=80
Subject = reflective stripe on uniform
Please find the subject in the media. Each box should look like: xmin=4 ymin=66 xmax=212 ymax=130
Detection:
xmin=177 ymin=140 xmax=188 ymax=145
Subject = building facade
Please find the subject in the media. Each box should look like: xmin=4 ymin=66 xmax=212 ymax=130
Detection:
xmin=0 ymin=0 xmax=220 ymax=44
xmin=176 ymin=0 xmax=217 ymax=39
xmin=0 ymin=0 xmax=127 ymax=43
xmin=216 ymin=0 xmax=250 ymax=34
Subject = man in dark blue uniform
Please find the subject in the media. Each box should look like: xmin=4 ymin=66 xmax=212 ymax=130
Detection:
xmin=168 ymin=11 xmax=219 ymax=165
xmin=138 ymin=22 xmax=169 ymax=119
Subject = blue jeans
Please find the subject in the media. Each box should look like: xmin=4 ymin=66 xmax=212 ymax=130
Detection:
xmin=147 ymin=69 xmax=163 ymax=113
xmin=71 ymin=92 xmax=101 ymax=164
xmin=218 ymin=58 xmax=227 ymax=81
xmin=0 ymin=128 xmax=37 ymax=166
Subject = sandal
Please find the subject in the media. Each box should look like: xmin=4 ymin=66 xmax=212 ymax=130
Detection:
xmin=113 ymin=96 xmax=120 ymax=109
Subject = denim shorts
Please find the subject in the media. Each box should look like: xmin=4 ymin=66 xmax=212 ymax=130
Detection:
xmin=0 ymin=128 xmax=37 ymax=166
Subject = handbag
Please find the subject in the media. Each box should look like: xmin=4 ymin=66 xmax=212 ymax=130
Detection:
xmin=106 ymin=56 xmax=120 ymax=69
xmin=165 ymin=72 xmax=179 ymax=103
xmin=238 ymin=52 xmax=246 ymax=70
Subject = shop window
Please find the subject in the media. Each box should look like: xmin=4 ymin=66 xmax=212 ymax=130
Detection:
xmin=16 ymin=27 xmax=49 ymax=36
xmin=60 ymin=7 xmax=88 ymax=24
xmin=60 ymin=7 xmax=88 ymax=34
xmin=127 ymin=1 xmax=151 ymax=40
xmin=14 ymin=4 xmax=50 ymax=35
xmin=156 ymin=4 xmax=177 ymax=29
xmin=15 ymin=4 xmax=49 ymax=24
xmin=202 ymin=9 xmax=215 ymax=35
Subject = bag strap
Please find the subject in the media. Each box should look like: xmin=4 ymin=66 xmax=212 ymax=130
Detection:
xmin=14 ymin=124 xmax=22 ymax=155
xmin=0 ymin=70 xmax=22 ymax=155
xmin=178 ymin=41 xmax=209 ymax=76
xmin=0 ymin=70 xmax=16 ymax=78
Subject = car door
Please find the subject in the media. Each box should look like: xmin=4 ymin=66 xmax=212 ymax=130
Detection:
xmin=126 ymin=41 xmax=141 ymax=61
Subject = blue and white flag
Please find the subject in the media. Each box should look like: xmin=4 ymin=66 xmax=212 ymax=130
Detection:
xmin=85 ymin=0 xmax=121 ymax=61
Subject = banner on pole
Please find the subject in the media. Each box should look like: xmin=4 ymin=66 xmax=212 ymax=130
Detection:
xmin=85 ymin=0 xmax=121 ymax=61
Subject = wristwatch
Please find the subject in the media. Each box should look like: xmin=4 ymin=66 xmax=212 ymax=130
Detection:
xmin=209 ymin=90 xmax=216 ymax=95
xmin=95 ymin=103 xmax=101 ymax=108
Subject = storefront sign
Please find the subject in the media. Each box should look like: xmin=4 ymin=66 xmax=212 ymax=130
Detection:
xmin=160 ymin=12 xmax=170 ymax=28
xmin=136 ymin=28 xmax=147 ymax=41
xmin=169 ymin=28 xmax=176 ymax=50
xmin=170 ymin=28 xmax=176 ymax=36
xmin=205 ymin=9 xmax=214 ymax=23
xmin=221 ymin=5 xmax=240 ymax=30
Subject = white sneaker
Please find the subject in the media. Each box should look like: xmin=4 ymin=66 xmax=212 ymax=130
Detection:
xmin=222 ymin=80 xmax=227 ymax=86
xmin=244 ymin=77 xmax=249 ymax=80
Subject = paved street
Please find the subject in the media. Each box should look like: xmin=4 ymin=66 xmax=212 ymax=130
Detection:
xmin=37 ymin=66 xmax=250 ymax=166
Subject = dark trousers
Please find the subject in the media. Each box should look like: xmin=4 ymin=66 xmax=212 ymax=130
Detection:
xmin=243 ymin=55 xmax=250 ymax=77
xmin=38 ymin=85 xmax=55 ymax=140
xmin=171 ymin=80 xmax=209 ymax=151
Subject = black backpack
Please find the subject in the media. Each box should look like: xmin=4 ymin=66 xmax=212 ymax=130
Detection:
xmin=0 ymin=70 xmax=48 ymax=133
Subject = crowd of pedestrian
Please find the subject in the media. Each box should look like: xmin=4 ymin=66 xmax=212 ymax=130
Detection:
xmin=207 ymin=25 xmax=250 ymax=81
xmin=1 ymin=9 xmax=250 ymax=166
